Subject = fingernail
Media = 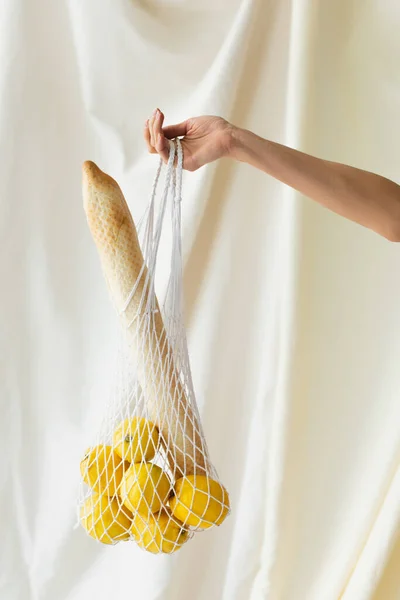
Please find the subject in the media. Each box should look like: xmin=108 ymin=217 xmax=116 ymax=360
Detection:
xmin=153 ymin=108 xmax=158 ymax=116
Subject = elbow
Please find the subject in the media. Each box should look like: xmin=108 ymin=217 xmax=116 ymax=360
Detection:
xmin=384 ymin=218 xmax=400 ymax=242
xmin=376 ymin=184 xmax=400 ymax=241
xmin=387 ymin=193 xmax=400 ymax=241
xmin=383 ymin=196 xmax=400 ymax=241
xmin=389 ymin=232 xmax=400 ymax=243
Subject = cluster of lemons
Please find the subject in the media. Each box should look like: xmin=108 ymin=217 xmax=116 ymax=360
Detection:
xmin=80 ymin=417 xmax=230 ymax=554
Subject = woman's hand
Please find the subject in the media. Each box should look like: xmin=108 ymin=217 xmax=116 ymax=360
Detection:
xmin=144 ymin=109 xmax=234 ymax=171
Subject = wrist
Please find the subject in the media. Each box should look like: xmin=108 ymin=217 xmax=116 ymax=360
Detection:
xmin=227 ymin=127 xmax=274 ymax=171
xmin=226 ymin=126 xmax=250 ymax=162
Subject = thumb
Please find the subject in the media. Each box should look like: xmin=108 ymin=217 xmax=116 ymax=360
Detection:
xmin=162 ymin=120 xmax=190 ymax=140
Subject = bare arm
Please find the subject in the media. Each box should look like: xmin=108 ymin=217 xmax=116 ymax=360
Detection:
xmin=145 ymin=110 xmax=400 ymax=241
xmin=231 ymin=128 xmax=400 ymax=241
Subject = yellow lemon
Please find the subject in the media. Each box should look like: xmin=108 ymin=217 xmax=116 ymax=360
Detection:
xmin=170 ymin=475 xmax=230 ymax=529
xmin=80 ymin=493 xmax=132 ymax=544
xmin=113 ymin=417 xmax=159 ymax=463
xmin=80 ymin=445 xmax=128 ymax=496
xmin=132 ymin=509 xmax=189 ymax=554
xmin=119 ymin=463 xmax=171 ymax=515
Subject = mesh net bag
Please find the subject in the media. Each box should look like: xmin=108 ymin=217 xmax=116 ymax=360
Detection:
xmin=78 ymin=139 xmax=230 ymax=554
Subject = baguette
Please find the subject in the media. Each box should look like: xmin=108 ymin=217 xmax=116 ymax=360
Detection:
xmin=82 ymin=161 xmax=207 ymax=478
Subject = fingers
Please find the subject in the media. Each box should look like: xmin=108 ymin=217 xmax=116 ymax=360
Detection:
xmin=145 ymin=109 xmax=170 ymax=162
xmin=144 ymin=108 xmax=160 ymax=154
xmin=149 ymin=109 xmax=157 ymax=147
xmin=154 ymin=110 xmax=170 ymax=163
xmin=153 ymin=108 xmax=164 ymax=139
xmin=155 ymin=135 xmax=169 ymax=164
xmin=144 ymin=120 xmax=156 ymax=154
xmin=145 ymin=109 xmax=193 ymax=169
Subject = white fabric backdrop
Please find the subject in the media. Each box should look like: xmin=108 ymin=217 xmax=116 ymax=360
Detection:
xmin=1 ymin=1 xmax=400 ymax=599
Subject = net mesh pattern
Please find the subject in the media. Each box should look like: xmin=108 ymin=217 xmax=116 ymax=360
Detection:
xmin=78 ymin=140 xmax=230 ymax=554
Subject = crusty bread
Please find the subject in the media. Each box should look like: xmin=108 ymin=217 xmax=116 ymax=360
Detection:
xmin=82 ymin=161 xmax=206 ymax=477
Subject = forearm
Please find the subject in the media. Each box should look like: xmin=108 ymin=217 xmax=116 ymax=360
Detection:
xmin=229 ymin=127 xmax=400 ymax=241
